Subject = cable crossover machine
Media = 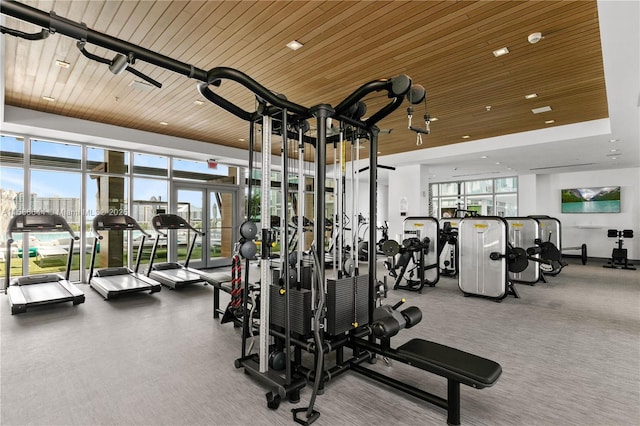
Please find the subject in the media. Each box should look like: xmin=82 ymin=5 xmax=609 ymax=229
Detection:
xmin=1 ymin=2 xmax=503 ymax=424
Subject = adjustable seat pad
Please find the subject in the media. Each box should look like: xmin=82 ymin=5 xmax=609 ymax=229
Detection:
xmin=396 ymin=339 xmax=502 ymax=388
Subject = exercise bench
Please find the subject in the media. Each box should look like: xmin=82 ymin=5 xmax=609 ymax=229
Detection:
xmin=199 ymin=270 xmax=233 ymax=318
xmin=352 ymin=338 xmax=502 ymax=425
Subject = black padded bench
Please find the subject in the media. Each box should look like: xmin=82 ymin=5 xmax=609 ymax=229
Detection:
xmin=352 ymin=338 xmax=501 ymax=425
xmin=199 ymin=270 xmax=233 ymax=318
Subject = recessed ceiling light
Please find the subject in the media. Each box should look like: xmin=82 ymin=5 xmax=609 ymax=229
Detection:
xmin=611 ymin=157 xmax=617 ymax=160
xmin=193 ymin=100 xmax=204 ymax=105
xmin=430 ymin=117 xmax=439 ymax=122
xmin=492 ymin=47 xmax=509 ymax=57
xmin=528 ymin=32 xmax=543 ymax=44
xmin=129 ymin=80 xmax=155 ymax=91
xmin=532 ymin=106 xmax=552 ymax=114
xmin=525 ymin=93 xmax=538 ymax=99
xmin=610 ymin=149 xmax=618 ymax=152
xmin=238 ymin=138 xmax=245 ymax=142
xmin=55 ymin=59 xmax=70 ymax=68
xmin=286 ymin=40 xmax=303 ymax=51
xmin=42 ymin=96 xmax=55 ymax=101
xmin=159 ymin=121 xmax=169 ymax=126
xmin=507 ymin=167 xmax=513 ymax=170
xmin=481 ymin=155 xmax=488 ymax=159
xmin=462 ymin=135 xmax=471 ymax=139
xmin=545 ymin=120 xmax=555 ymax=124
xmin=495 ymin=162 xmax=501 ymax=165
xmin=377 ymin=151 xmax=381 ymax=155
xmin=609 ymin=139 xmax=618 ymax=143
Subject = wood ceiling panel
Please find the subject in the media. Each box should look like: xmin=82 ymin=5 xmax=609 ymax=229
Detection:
xmin=3 ymin=1 xmax=607 ymax=163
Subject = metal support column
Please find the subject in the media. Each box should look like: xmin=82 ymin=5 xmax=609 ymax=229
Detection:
xmin=259 ymin=114 xmax=272 ymax=373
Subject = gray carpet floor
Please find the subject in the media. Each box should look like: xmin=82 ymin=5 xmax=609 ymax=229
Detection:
xmin=1 ymin=258 xmax=639 ymax=426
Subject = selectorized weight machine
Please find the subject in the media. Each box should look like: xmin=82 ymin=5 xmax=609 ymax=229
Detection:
xmin=0 ymin=2 xmax=504 ymax=424
xmin=458 ymin=216 xmax=563 ymax=302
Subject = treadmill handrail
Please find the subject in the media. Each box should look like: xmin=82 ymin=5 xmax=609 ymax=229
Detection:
xmin=91 ymin=214 xmax=151 ymax=239
xmin=148 ymin=214 xmax=204 ymax=272
xmin=6 ymin=213 xmax=78 ymax=244
xmin=88 ymin=214 xmax=151 ymax=283
xmin=150 ymin=214 xmax=204 ymax=237
xmin=4 ymin=213 xmax=78 ymax=290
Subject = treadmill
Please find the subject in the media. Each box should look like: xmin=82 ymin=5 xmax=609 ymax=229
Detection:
xmin=147 ymin=214 xmax=207 ymax=289
xmin=4 ymin=213 xmax=85 ymax=315
xmin=88 ymin=214 xmax=161 ymax=300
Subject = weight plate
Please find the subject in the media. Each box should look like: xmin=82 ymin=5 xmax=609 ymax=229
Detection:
xmin=509 ymin=247 xmax=529 ymax=273
xmin=380 ymin=240 xmax=400 ymax=256
xmin=288 ymin=267 xmax=297 ymax=283
xmin=343 ymin=258 xmax=355 ymax=276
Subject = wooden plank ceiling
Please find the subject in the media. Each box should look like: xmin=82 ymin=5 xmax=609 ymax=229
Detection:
xmin=3 ymin=0 xmax=608 ymax=163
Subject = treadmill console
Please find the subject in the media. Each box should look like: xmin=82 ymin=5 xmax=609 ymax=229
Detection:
xmin=95 ymin=214 xmax=137 ymax=230
xmin=11 ymin=214 xmax=65 ymax=231
xmin=152 ymin=214 xmax=189 ymax=230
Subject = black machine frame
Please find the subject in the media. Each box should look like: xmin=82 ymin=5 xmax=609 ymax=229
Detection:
xmin=604 ymin=229 xmax=635 ymax=270
xmin=1 ymin=2 xmax=503 ymax=424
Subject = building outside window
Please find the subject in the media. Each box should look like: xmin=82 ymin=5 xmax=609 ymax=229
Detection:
xmin=0 ymin=133 xmax=241 ymax=280
xmin=430 ymin=177 xmax=518 ymax=219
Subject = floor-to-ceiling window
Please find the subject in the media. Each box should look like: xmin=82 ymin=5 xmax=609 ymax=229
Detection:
xmin=85 ymin=146 xmax=130 ymax=275
xmin=132 ymin=153 xmax=168 ymax=266
xmin=173 ymin=159 xmax=239 ymax=268
xmin=430 ymin=177 xmax=518 ymax=219
xmin=0 ymin=136 xmax=25 ymax=278
xmin=1 ymin=133 xmax=241 ymax=281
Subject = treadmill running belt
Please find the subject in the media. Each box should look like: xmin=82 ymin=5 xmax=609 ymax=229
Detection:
xmin=92 ymin=274 xmax=154 ymax=291
xmin=151 ymin=268 xmax=203 ymax=283
xmin=17 ymin=281 xmax=74 ymax=304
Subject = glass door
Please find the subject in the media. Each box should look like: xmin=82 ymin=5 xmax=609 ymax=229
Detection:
xmin=209 ymin=190 xmax=236 ymax=264
xmin=174 ymin=184 xmax=238 ymax=269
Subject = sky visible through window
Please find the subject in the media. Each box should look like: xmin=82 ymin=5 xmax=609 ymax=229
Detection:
xmin=1 ymin=137 xmax=224 ymax=221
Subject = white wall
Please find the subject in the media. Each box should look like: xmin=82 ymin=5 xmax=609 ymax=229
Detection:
xmin=384 ymin=165 xmax=640 ymax=260
xmin=521 ymin=168 xmax=640 ymax=259
xmin=518 ymin=174 xmax=537 ymax=215
xmin=387 ymin=164 xmax=430 ymax=241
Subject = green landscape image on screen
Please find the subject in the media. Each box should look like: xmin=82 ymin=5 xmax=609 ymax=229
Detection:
xmin=561 ymin=186 xmax=620 ymax=213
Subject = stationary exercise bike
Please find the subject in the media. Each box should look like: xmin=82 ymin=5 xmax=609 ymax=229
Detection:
xmin=603 ymin=229 xmax=635 ymax=270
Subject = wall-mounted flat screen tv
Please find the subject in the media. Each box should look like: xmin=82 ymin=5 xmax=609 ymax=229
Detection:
xmin=561 ymin=186 xmax=621 ymax=213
